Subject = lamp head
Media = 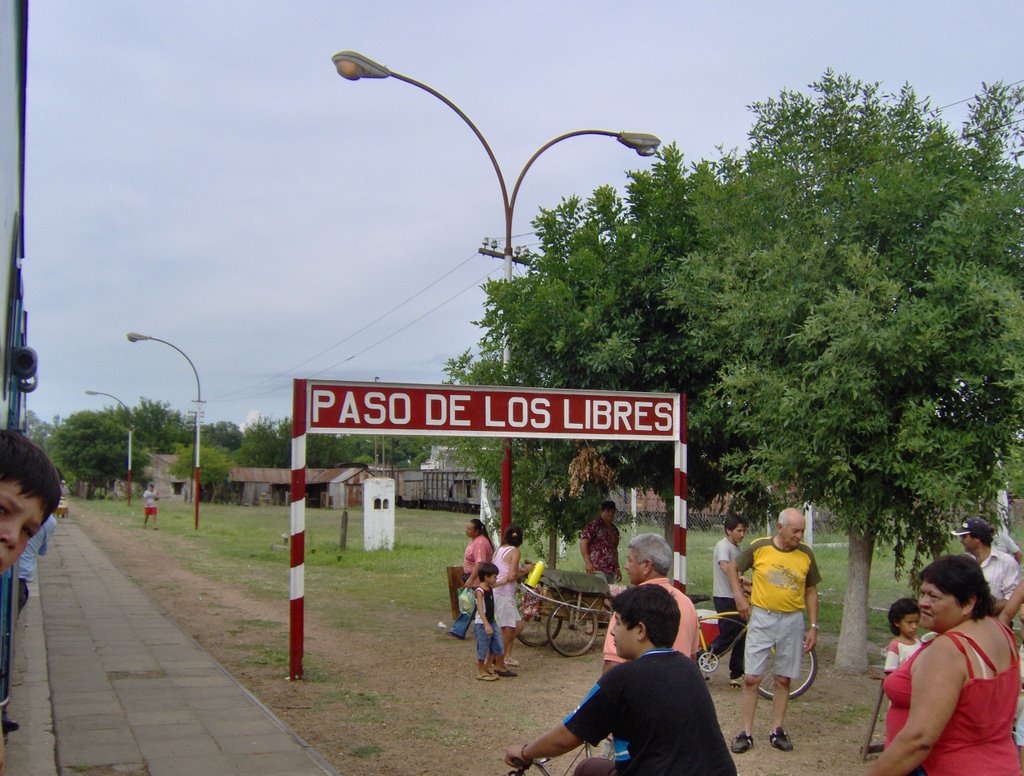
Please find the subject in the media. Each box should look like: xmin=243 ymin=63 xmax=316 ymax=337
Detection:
xmin=332 ymin=51 xmax=392 ymax=80
xmin=85 ymin=390 xmax=99 ymax=396
xmin=617 ymin=132 xmax=661 ymax=157
xmin=126 ymin=332 xmax=151 ymax=343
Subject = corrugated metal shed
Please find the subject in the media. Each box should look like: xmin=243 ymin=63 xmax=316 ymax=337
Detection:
xmin=229 ymin=467 xmax=366 ymax=485
xmin=230 ymin=467 xmax=291 ymax=484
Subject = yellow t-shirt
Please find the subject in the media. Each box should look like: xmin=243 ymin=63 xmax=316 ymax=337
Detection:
xmin=735 ymin=536 xmax=821 ymax=613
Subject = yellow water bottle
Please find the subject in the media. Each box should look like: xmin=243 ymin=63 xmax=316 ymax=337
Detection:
xmin=525 ymin=560 xmax=545 ymax=588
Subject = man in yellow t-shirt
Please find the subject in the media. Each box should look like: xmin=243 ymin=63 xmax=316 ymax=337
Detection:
xmin=724 ymin=508 xmax=821 ymax=756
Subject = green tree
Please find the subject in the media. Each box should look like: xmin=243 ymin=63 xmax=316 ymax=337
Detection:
xmin=25 ymin=409 xmax=56 ymax=452
xmin=445 ymin=359 xmax=611 ymax=561
xmin=49 ymin=410 xmax=140 ymax=497
xmin=470 ymin=149 xmax=719 ymax=505
xmin=459 ymin=72 xmax=1024 ymax=672
xmin=665 ymin=74 xmax=1024 ymax=670
xmin=237 ymin=415 xmax=290 ymax=468
xmin=447 ymin=145 xmax=713 ymax=544
xmin=169 ymin=442 xmax=235 ymax=501
xmin=203 ymin=420 xmax=243 ymax=452
xmin=132 ymin=398 xmax=191 ymax=453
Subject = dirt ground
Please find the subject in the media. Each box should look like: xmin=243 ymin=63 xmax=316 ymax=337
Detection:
xmin=74 ymin=509 xmax=884 ymax=776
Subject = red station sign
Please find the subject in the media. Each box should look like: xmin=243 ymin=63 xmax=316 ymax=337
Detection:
xmin=305 ymin=381 xmax=679 ymax=441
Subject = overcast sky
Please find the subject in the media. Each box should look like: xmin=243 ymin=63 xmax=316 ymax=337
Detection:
xmin=22 ymin=1 xmax=1023 ymax=430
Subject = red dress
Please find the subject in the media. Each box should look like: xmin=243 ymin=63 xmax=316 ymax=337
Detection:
xmin=883 ymin=618 xmax=1019 ymax=775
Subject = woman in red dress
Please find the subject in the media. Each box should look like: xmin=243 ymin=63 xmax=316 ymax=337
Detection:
xmin=866 ymin=554 xmax=1019 ymax=775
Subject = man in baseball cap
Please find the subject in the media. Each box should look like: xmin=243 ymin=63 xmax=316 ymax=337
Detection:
xmin=953 ymin=517 xmax=1019 ymax=613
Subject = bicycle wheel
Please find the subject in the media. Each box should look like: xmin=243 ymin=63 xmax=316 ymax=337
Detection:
xmin=757 ymin=647 xmax=817 ymax=700
xmin=517 ymin=614 xmax=550 ymax=647
xmin=548 ymin=606 xmax=600 ymax=657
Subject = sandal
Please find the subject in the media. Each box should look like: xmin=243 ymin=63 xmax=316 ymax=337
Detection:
xmin=476 ymin=673 xmax=499 ymax=681
xmin=505 ymin=658 xmax=521 ymax=667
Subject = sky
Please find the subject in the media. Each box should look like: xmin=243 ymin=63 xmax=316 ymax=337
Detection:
xmin=21 ymin=1 xmax=1024 ymax=430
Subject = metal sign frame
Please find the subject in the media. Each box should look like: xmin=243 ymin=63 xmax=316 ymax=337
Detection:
xmin=288 ymin=379 xmax=688 ymax=680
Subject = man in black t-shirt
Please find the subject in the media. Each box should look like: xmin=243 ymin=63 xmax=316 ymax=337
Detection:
xmin=505 ymin=585 xmax=736 ymax=775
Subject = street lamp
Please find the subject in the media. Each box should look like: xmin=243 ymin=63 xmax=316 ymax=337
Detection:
xmin=126 ymin=332 xmax=203 ymax=529
xmin=84 ymin=390 xmax=133 ymax=506
xmin=332 ymin=50 xmax=661 ymax=535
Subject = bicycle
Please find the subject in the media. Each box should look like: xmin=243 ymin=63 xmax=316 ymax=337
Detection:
xmin=696 ymin=609 xmax=817 ymax=699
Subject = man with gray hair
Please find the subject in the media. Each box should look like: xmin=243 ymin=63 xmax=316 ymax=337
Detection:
xmin=725 ymin=508 xmax=821 ymax=755
xmin=601 ymin=533 xmax=699 ymax=673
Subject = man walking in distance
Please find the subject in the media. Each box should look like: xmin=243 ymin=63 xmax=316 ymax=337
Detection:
xmin=142 ymin=482 xmax=159 ymax=530
xmin=725 ymin=508 xmax=820 ymax=754
xmin=579 ymin=500 xmax=621 ymax=582
xmin=602 ymin=533 xmax=699 ymax=673
xmin=706 ymin=515 xmax=749 ymax=687
xmin=953 ymin=517 xmax=1020 ymax=614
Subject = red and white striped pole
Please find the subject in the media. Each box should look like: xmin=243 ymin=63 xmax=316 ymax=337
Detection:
xmin=289 ymin=379 xmax=307 ymax=681
xmin=672 ymin=393 xmax=688 ymax=592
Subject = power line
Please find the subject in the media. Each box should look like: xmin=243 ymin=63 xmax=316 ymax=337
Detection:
xmin=309 ymin=267 xmax=499 ymax=377
xmin=207 ymin=251 xmax=485 ymax=402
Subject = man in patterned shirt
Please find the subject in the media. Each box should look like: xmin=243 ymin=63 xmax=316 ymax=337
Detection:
xmin=580 ymin=500 xmax=621 ymax=582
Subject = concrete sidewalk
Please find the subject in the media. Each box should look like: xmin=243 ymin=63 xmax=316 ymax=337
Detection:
xmin=5 ymin=520 xmax=339 ymax=776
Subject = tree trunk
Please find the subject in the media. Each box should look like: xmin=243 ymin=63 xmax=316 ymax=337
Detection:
xmin=548 ymin=529 xmax=558 ymax=568
xmin=835 ymin=528 xmax=874 ymax=674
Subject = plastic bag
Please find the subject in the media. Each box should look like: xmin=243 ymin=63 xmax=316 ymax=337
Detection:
xmin=458 ymin=587 xmax=475 ymax=615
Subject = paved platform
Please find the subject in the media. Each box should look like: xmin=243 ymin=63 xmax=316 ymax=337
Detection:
xmin=5 ymin=520 xmax=339 ymax=776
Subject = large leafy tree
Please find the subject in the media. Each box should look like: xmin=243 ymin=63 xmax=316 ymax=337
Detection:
xmin=477 ymin=150 xmax=720 ymax=504
xmin=49 ymin=410 xmax=145 ymax=496
xmin=666 ymin=74 xmax=1024 ymax=670
xmin=460 ymin=72 xmax=1024 ymax=672
xmin=447 ymin=145 xmax=717 ymax=544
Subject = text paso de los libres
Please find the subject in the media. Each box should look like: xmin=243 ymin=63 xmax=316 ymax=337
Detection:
xmin=307 ymin=383 xmax=679 ymax=440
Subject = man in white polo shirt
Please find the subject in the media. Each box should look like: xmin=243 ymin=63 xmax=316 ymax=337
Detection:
xmin=953 ymin=517 xmax=1019 ymax=614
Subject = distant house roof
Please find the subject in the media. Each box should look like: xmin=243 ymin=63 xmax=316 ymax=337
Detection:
xmin=229 ymin=465 xmax=368 ymax=485
xmin=230 ymin=467 xmax=290 ymax=485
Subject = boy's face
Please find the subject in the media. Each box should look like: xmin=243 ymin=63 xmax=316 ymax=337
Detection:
xmin=612 ymin=617 xmax=644 ymax=661
xmin=897 ymin=613 xmax=920 ymax=640
xmin=482 ymin=573 xmax=497 ymax=586
xmin=726 ymin=524 xmax=747 ymax=545
xmin=0 ymin=480 xmax=45 ymax=572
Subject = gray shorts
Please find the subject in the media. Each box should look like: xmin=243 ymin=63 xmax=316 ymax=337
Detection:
xmin=744 ymin=606 xmax=804 ymax=679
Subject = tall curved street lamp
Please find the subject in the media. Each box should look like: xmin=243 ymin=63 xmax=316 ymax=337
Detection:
xmin=126 ymin=332 xmax=203 ymax=529
xmin=84 ymin=390 xmax=134 ymax=506
xmin=332 ymin=50 xmax=661 ymax=535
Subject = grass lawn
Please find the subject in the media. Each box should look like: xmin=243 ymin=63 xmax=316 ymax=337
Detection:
xmin=75 ymin=497 xmax=991 ymax=658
